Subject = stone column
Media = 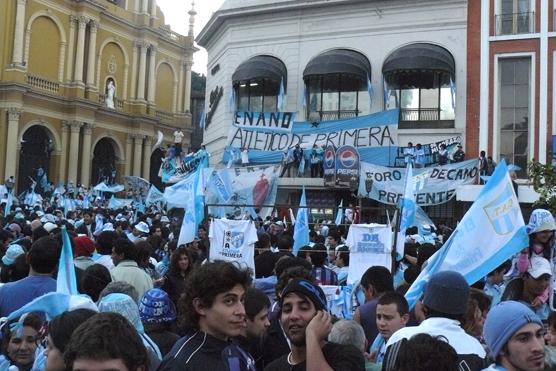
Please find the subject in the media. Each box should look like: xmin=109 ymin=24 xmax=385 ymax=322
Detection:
xmin=124 ymin=135 xmax=133 ymax=176
xmin=132 ymin=134 xmax=144 ymax=176
xmin=67 ymin=121 xmax=82 ymax=184
xmin=142 ymin=137 xmax=152 ymax=179
xmin=130 ymin=41 xmax=139 ymax=99
xmin=59 ymin=121 xmax=70 ymax=183
xmin=183 ymin=61 xmax=193 ymax=112
xmin=86 ymin=20 xmax=98 ymax=87
xmin=150 ymin=0 xmax=157 ymax=18
xmin=141 ymin=0 xmax=149 ymax=14
xmin=66 ymin=16 xmax=77 ymax=81
xmin=12 ymin=0 xmax=27 ymax=65
xmin=5 ymin=108 xmax=21 ymax=180
xmin=80 ymin=123 xmax=93 ymax=187
xmin=73 ymin=16 xmax=88 ymax=83
xmin=147 ymin=45 xmax=157 ymax=103
xmin=137 ymin=42 xmax=148 ymax=100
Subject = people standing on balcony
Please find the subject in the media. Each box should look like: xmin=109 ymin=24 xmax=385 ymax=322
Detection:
xmin=486 ymin=156 xmax=497 ymax=175
xmin=172 ymin=128 xmax=184 ymax=155
xmin=479 ymin=150 xmax=488 ymax=175
xmin=240 ymin=147 xmax=249 ymax=167
xmin=310 ymin=144 xmax=321 ymax=178
xmin=403 ymin=142 xmax=415 ymax=165
xmin=293 ymin=144 xmax=304 ymax=177
xmin=437 ymin=144 xmax=449 ymax=165
xmin=280 ymin=147 xmax=296 ymax=177
xmin=452 ymin=144 xmax=465 ymax=163
xmin=414 ymin=143 xmax=425 ymax=168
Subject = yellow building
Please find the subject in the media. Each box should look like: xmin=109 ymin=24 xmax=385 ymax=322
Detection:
xmin=0 ymin=0 xmax=196 ymax=191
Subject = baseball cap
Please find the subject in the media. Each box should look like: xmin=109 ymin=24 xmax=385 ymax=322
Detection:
xmin=2 ymin=244 xmax=25 ymax=266
xmin=526 ymin=209 xmax=556 ymax=234
xmin=527 ymin=256 xmax=552 ymax=279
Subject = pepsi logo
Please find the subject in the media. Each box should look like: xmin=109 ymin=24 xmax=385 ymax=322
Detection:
xmin=324 ymin=149 xmax=335 ymax=167
xmin=338 ymin=149 xmax=358 ymax=168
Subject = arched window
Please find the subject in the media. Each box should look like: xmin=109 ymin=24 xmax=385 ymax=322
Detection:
xmin=303 ymin=49 xmax=371 ymax=122
xmin=232 ymin=55 xmax=287 ymax=112
xmin=382 ymin=43 xmax=455 ymax=128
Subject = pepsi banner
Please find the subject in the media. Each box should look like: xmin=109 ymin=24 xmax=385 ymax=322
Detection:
xmin=323 ymin=145 xmax=336 ymax=187
xmin=224 ymin=109 xmax=399 ymax=166
xmin=358 ymin=159 xmax=479 ymax=206
xmin=335 ymin=145 xmax=360 ymax=189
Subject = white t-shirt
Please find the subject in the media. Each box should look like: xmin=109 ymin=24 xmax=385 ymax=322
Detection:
xmin=209 ymin=219 xmax=258 ymax=274
xmin=241 ymin=149 xmax=249 ymax=164
xmin=345 ymin=223 xmax=392 ymax=284
xmin=173 ymin=130 xmax=184 ymax=143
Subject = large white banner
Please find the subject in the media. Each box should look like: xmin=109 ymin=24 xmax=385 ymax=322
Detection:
xmin=358 ymin=159 xmax=479 ymax=206
xmin=346 ymin=223 xmax=392 ymax=284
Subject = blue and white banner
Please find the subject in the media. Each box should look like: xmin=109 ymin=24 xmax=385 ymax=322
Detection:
xmin=346 ymin=223 xmax=392 ymax=284
xmin=145 ymin=185 xmax=165 ymax=206
xmin=160 ymin=149 xmax=210 ymax=184
xmin=404 ymin=160 xmax=529 ymax=310
xmin=93 ymin=182 xmax=124 ymax=193
xmin=205 ymin=165 xmax=280 ymax=220
xmin=225 ymin=109 xmax=399 ymax=166
xmin=358 ymin=159 xmax=479 ymax=206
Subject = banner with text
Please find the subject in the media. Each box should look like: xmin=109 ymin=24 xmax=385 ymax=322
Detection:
xmin=224 ymin=109 xmax=399 ymax=166
xmin=358 ymin=159 xmax=479 ymax=206
xmin=205 ymin=165 xmax=280 ymax=219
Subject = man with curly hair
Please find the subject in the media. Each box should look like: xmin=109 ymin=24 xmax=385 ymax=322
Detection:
xmin=158 ymin=261 xmax=255 ymax=370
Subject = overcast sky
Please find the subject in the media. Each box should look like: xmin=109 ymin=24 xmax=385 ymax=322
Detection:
xmin=157 ymin=0 xmax=225 ymax=75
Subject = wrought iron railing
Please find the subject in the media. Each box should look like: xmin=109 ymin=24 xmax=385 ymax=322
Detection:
xmin=495 ymin=12 xmax=535 ymax=35
xmin=26 ymin=74 xmax=59 ymax=94
xmin=308 ymin=110 xmax=359 ymax=122
xmin=400 ymin=108 xmax=440 ymax=121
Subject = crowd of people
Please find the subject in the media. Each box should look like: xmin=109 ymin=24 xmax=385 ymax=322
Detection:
xmin=0 ymin=184 xmax=555 ymax=371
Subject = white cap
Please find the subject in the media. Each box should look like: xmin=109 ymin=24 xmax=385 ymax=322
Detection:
xmin=528 ymin=256 xmax=552 ymax=279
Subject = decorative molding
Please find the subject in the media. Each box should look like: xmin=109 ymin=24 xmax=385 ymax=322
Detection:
xmin=89 ymin=20 xmax=99 ymax=33
xmin=83 ymin=123 xmax=95 ymax=135
xmin=69 ymin=121 xmax=83 ymax=132
xmin=7 ymin=108 xmax=22 ymax=121
xmin=78 ymin=16 xmax=89 ymax=27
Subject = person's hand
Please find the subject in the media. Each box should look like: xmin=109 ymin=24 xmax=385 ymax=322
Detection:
xmin=306 ymin=310 xmax=332 ymax=342
xmin=531 ymin=296 xmax=543 ymax=309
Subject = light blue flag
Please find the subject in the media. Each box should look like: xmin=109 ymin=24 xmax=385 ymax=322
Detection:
xmin=163 ymin=171 xmax=197 ymax=209
xmin=228 ymin=86 xmax=236 ymax=113
xmin=277 ymin=78 xmax=285 ymax=112
xmin=415 ymin=204 xmax=435 ymax=229
xmin=293 ymin=186 xmax=309 ymax=255
xmin=449 ymin=77 xmax=457 ymax=110
xmin=199 ymin=107 xmax=206 ymax=129
xmin=395 ymin=163 xmax=415 ymax=260
xmin=335 ymin=199 xmax=344 ymax=225
xmin=4 ymin=191 xmax=13 ymax=217
xmin=404 ymin=160 xmax=529 ymax=311
xmin=145 ymin=185 xmax=165 ymax=206
xmin=177 ymin=168 xmax=200 ymax=245
xmin=57 ymin=226 xmax=78 ymax=295
xmin=300 ymin=84 xmax=307 ymax=109
xmin=194 ymin=156 xmax=209 ymax=236
xmin=367 ymin=74 xmax=374 ymax=108
xmin=107 ymin=195 xmax=122 ymax=209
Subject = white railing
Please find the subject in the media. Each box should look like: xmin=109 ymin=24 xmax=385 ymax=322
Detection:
xmin=26 ymin=74 xmax=59 ymax=94
xmin=98 ymin=94 xmax=124 ymax=110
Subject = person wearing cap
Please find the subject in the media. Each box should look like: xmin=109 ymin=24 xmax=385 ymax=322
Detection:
xmin=73 ymin=236 xmax=96 ymax=271
xmin=482 ymin=301 xmax=545 ymax=371
xmin=264 ymin=278 xmax=365 ymax=371
xmin=452 ymin=144 xmax=465 ymax=163
xmin=513 ymin=209 xmax=555 ymax=276
xmin=382 ymin=271 xmax=486 ymax=371
xmin=501 ymin=256 xmax=552 ymax=320
xmin=138 ymin=288 xmax=179 ymax=357
xmin=1 ymin=244 xmax=24 ymax=268
xmin=127 ymin=221 xmax=149 ymax=243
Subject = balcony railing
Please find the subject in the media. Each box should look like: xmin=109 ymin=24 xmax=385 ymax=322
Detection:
xmin=495 ymin=12 xmax=535 ymax=36
xmin=156 ymin=110 xmax=175 ymax=121
xmin=308 ymin=110 xmax=359 ymax=122
xmin=26 ymin=74 xmax=59 ymax=94
xmin=400 ymin=108 xmax=441 ymax=121
xmin=98 ymin=94 xmax=124 ymax=110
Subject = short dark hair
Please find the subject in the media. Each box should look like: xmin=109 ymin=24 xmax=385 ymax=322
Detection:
xmin=377 ymin=291 xmax=409 ymax=316
xmin=113 ymin=238 xmax=136 ymax=261
xmin=360 ymin=266 xmax=393 ymax=294
xmin=394 ymin=334 xmax=458 ymax=371
xmin=274 ymin=256 xmax=311 ymax=279
xmin=178 ymin=261 xmax=252 ymax=329
xmin=28 ymin=236 xmax=60 ymax=274
xmin=336 ymin=246 xmax=350 ymax=266
xmin=327 ymin=232 xmax=341 ymax=243
xmin=309 ymin=244 xmax=327 ymax=267
xmin=95 ymin=231 xmax=118 ymax=255
xmin=134 ymin=240 xmax=153 ymax=265
xmin=80 ymin=264 xmax=112 ymax=302
xmin=64 ymin=312 xmax=149 ymax=371
xmin=48 ymin=309 xmax=97 ymax=353
xmin=275 ymin=266 xmax=314 ymax=299
xmin=244 ymin=287 xmax=270 ymax=321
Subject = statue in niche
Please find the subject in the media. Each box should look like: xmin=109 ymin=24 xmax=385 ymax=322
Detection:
xmin=105 ymin=79 xmax=116 ymax=109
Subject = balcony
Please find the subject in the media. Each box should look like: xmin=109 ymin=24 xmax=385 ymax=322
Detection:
xmin=399 ymin=108 xmax=454 ymax=129
xmin=98 ymin=94 xmax=124 ymax=110
xmin=307 ymin=110 xmax=359 ymax=122
xmin=155 ymin=109 xmax=175 ymax=122
xmin=26 ymin=74 xmax=59 ymax=94
xmin=495 ymin=12 xmax=535 ymax=36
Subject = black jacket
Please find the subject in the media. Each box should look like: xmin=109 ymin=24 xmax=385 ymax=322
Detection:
xmin=157 ymin=331 xmax=256 ymax=371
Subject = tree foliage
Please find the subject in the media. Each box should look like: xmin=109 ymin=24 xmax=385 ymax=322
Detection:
xmin=191 ymin=71 xmax=206 ymax=93
xmin=528 ymin=160 xmax=556 ymax=213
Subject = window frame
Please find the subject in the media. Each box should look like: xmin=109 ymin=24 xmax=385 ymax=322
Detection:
xmin=233 ymin=78 xmax=281 ymax=112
